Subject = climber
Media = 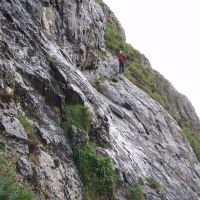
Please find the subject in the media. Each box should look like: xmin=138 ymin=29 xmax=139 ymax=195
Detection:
xmin=118 ymin=50 xmax=126 ymax=74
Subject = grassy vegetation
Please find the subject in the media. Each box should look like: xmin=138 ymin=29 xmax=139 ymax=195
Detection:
xmin=63 ymin=104 xmax=91 ymax=133
xmin=126 ymin=182 xmax=144 ymax=200
xmin=146 ymin=176 xmax=160 ymax=189
xmin=182 ymin=127 xmax=200 ymax=161
xmin=17 ymin=113 xmax=39 ymax=164
xmin=74 ymin=144 xmax=116 ymax=200
xmin=104 ymin=20 xmax=125 ymax=55
xmin=17 ymin=113 xmax=38 ymax=147
xmin=0 ymin=151 xmax=36 ymax=200
xmin=104 ymin=18 xmax=200 ymax=166
xmin=103 ymin=13 xmax=200 ymax=153
xmin=17 ymin=113 xmax=33 ymax=134
xmin=123 ymin=47 xmax=166 ymax=107
xmin=104 ymin=20 xmax=167 ymax=108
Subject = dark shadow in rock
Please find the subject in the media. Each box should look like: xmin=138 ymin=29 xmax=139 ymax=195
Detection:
xmin=65 ymin=88 xmax=84 ymax=105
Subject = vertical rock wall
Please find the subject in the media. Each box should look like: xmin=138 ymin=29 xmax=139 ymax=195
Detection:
xmin=0 ymin=0 xmax=200 ymax=199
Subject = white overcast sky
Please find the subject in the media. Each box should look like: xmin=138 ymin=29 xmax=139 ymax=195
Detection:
xmin=103 ymin=0 xmax=200 ymax=118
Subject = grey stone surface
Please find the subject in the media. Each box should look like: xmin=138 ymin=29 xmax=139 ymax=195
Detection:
xmin=96 ymin=76 xmax=200 ymax=200
xmin=156 ymin=74 xmax=200 ymax=134
xmin=0 ymin=0 xmax=200 ymax=199
xmin=69 ymin=125 xmax=89 ymax=148
xmin=34 ymin=149 xmax=83 ymax=200
xmin=17 ymin=156 xmax=33 ymax=179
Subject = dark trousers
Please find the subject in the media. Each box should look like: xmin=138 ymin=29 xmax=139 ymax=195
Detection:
xmin=119 ymin=60 xmax=125 ymax=73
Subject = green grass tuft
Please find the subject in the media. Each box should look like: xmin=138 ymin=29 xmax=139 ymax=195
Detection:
xmin=17 ymin=113 xmax=33 ymax=134
xmin=126 ymin=182 xmax=144 ymax=200
xmin=17 ymin=113 xmax=38 ymax=146
xmin=0 ymin=151 xmax=36 ymax=200
xmin=182 ymin=127 xmax=200 ymax=161
xmin=74 ymin=144 xmax=116 ymax=200
xmin=146 ymin=176 xmax=160 ymax=189
xmin=63 ymin=104 xmax=91 ymax=133
xmin=104 ymin=20 xmax=125 ymax=55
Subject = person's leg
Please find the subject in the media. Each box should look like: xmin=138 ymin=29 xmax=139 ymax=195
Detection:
xmin=119 ymin=61 xmax=122 ymax=73
xmin=122 ymin=61 xmax=125 ymax=73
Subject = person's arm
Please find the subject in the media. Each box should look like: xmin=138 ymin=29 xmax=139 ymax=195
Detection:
xmin=124 ymin=54 xmax=126 ymax=61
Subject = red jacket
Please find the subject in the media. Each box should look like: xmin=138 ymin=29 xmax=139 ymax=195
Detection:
xmin=118 ymin=53 xmax=126 ymax=61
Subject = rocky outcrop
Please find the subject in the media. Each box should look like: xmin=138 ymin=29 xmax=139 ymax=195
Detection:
xmin=0 ymin=0 xmax=200 ymax=199
xmin=97 ymin=76 xmax=200 ymax=199
xmin=155 ymin=73 xmax=200 ymax=134
xmin=96 ymin=0 xmax=200 ymax=135
xmin=97 ymin=0 xmax=126 ymax=41
xmin=69 ymin=125 xmax=89 ymax=148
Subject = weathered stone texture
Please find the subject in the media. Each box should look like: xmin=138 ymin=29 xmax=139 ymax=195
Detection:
xmin=0 ymin=0 xmax=200 ymax=199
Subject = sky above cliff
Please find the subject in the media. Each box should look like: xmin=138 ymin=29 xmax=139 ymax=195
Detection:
xmin=103 ymin=0 xmax=200 ymax=117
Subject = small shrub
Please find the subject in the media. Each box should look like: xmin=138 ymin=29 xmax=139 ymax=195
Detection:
xmin=146 ymin=176 xmax=160 ymax=189
xmin=17 ymin=113 xmax=33 ymax=134
xmin=17 ymin=113 xmax=39 ymax=159
xmin=63 ymin=104 xmax=91 ymax=133
xmin=182 ymin=127 xmax=200 ymax=161
xmin=0 ymin=151 xmax=36 ymax=200
xmin=74 ymin=144 xmax=116 ymax=199
xmin=126 ymin=182 xmax=144 ymax=200
xmin=17 ymin=113 xmax=38 ymax=146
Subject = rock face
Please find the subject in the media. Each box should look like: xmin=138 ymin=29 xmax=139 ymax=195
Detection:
xmin=155 ymin=73 xmax=200 ymax=134
xmin=0 ymin=0 xmax=200 ymax=200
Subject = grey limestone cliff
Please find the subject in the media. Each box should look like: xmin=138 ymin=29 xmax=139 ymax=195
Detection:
xmin=0 ymin=0 xmax=200 ymax=199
